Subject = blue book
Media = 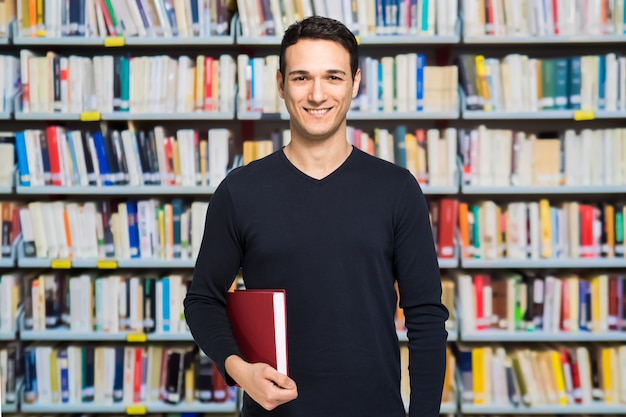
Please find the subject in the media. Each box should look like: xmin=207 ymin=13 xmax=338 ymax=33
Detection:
xmin=15 ymin=131 xmax=30 ymax=186
xmin=57 ymin=349 xmax=70 ymax=403
xmin=416 ymin=54 xmax=425 ymax=111
xmin=113 ymin=346 xmax=124 ymax=402
xmin=598 ymin=55 xmax=606 ymax=110
xmin=567 ymin=57 xmax=582 ymax=109
xmin=376 ymin=0 xmax=385 ymax=34
xmin=579 ymin=280 xmax=589 ymax=331
xmin=126 ymin=201 xmax=140 ymax=258
xmin=393 ymin=125 xmax=407 ymax=168
xmin=23 ymin=347 xmax=37 ymax=403
xmin=134 ymin=0 xmax=150 ymax=34
xmin=37 ymin=131 xmax=51 ymax=185
xmin=554 ymin=58 xmax=569 ymax=110
xmin=162 ymin=277 xmax=171 ymax=332
xmin=172 ymin=199 xmax=183 ymax=258
xmin=92 ymin=132 xmax=113 ymax=185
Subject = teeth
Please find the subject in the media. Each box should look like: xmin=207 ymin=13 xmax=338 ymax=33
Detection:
xmin=308 ymin=108 xmax=329 ymax=115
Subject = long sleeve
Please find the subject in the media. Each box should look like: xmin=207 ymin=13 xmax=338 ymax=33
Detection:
xmin=183 ymin=180 xmax=243 ymax=384
xmin=393 ymin=175 xmax=449 ymax=417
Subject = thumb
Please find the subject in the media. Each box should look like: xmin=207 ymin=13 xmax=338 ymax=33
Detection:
xmin=270 ymin=370 xmax=296 ymax=389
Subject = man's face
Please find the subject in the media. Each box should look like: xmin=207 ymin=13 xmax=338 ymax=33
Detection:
xmin=277 ymin=39 xmax=361 ymax=142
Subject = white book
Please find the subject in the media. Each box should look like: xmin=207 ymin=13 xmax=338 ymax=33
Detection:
xmin=80 ymin=274 xmax=94 ymax=331
xmin=191 ymin=202 xmax=209 ymax=260
xmin=208 ymin=128 xmax=230 ymax=187
xmin=457 ymin=274 xmax=476 ymax=334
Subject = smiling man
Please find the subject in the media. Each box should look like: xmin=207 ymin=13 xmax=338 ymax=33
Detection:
xmin=184 ymin=16 xmax=448 ymax=417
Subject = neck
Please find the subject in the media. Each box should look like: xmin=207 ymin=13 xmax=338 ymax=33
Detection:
xmin=283 ymin=139 xmax=353 ymax=180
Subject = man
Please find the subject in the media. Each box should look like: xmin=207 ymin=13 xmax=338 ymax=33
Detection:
xmin=184 ymin=16 xmax=448 ymax=417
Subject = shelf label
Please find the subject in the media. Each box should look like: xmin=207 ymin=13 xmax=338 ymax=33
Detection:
xmin=127 ymin=333 xmax=147 ymax=342
xmin=105 ymin=36 xmax=125 ymax=47
xmin=80 ymin=111 xmax=101 ymax=121
xmin=126 ymin=404 xmax=146 ymax=415
xmin=574 ymin=110 xmax=595 ymax=121
xmin=51 ymin=259 xmax=71 ymax=269
xmin=97 ymin=259 xmax=118 ymax=269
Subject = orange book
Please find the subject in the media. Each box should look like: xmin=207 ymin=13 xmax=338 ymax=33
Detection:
xmin=63 ymin=206 xmax=73 ymax=259
xmin=458 ymin=203 xmax=470 ymax=258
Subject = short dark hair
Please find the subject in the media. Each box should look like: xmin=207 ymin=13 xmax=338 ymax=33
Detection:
xmin=279 ymin=16 xmax=359 ymax=81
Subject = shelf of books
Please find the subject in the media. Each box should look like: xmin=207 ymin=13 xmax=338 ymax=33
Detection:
xmin=101 ymin=112 xmax=236 ymax=121
xmin=461 ymin=185 xmax=626 ymax=195
xmin=17 ymin=255 xmax=197 ymax=270
xmin=460 ymin=258 xmax=626 ymax=269
xmin=0 ymin=329 xmax=16 ymax=341
xmin=460 ymin=403 xmax=626 ymax=414
xmin=462 ymin=109 xmax=626 ymax=120
xmin=463 ymin=34 xmax=626 ymax=44
xmin=19 ymin=400 xmax=238 ymax=414
xmin=15 ymin=185 xmax=218 ymax=196
xmin=461 ymin=330 xmax=626 ymax=342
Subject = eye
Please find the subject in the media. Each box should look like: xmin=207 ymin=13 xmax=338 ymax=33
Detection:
xmin=328 ymin=75 xmax=342 ymax=81
xmin=293 ymin=76 xmax=308 ymax=81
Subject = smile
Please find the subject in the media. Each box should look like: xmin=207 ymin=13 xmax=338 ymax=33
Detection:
xmin=305 ymin=108 xmax=332 ymax=115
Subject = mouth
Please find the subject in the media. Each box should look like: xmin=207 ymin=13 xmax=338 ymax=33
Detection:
xmin=305 ymin=107 xmax=333 ymax=115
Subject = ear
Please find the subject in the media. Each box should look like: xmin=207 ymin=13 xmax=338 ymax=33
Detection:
xmin=277 ymin=69 xmax=285 ymax=99
xmin=351 ymin=68 xmax=361 ymax=99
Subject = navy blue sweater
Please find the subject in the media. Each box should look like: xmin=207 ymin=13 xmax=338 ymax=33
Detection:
xmin=184 ymin=147 xmax=448 ymax=417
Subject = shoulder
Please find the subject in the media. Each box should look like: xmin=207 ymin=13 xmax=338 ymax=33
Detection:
xmin=351 ymin=148 xmax=418 ymax=188
xmin=223 ymin=150 xmax=283 ymax=185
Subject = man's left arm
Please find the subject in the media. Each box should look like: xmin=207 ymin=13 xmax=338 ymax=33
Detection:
xmin=393 ymin=174 xmax=449 ymax=417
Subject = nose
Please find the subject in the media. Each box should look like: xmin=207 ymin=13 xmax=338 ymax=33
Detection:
xmin=309 ymin=78 xmax=326 ymax=103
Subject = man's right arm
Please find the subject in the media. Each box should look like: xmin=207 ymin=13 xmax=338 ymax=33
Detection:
xmin=184 ymin=181 xmax=244 ymax=383
xmin=183 ymin=182 xmax=298 ymax=408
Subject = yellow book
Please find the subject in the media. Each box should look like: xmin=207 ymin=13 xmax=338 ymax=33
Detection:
xmin=158 ymin=208 xmax=165 ymax=259
xmin=49 ymin=348 xmax=59 ymax=403
xmin=404 ymin=133 xmax=418 ymax=179
xmin=172 ymin=140 xmax=182 ymax=186
xmin=35 ymin=0 xmax=46 ymax=36
xmin=195 ymin=55 xmax=205 ymax=111
xmin=185 ymin=361 xmax=195 ymax=403
xmin=199 ymin=140 xmax=208 ymax=185
xmin=600 ymin=347 xmax=614 ymax=403
xmin=243 ymin=141 xmax=256 ymax=165
xmin=474 ymin=55 xmax=492 ymax=111
xmin=539 ymin=199 xmax=551 ymax=258
xmin=605 ymin=204 xmax=615 ymax=257
xmin=472 ymin=347 xmax=486 ymax=404
xmin=550 ymin=350 xmax=568 ymax=405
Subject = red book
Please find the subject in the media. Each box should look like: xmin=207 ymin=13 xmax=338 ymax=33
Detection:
xmin=608 ymin=274 xmax=619 ymax=330
xmin=46 ymin=126 xmax=62 ymax=186
xmin=473 ymin=275 xmax=486 ymax=330
xmin=226 ymin=289 xmax=288 ymax=375
xmin=579 ymin=205 xmax=595 ymax=258
xmin=437 ymin=199 xmax=459 ymax=259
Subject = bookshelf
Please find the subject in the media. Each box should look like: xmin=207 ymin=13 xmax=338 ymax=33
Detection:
xmin=18 ymin=400 xmax=238 ymax=414
xmin=460 ymin=403 xmax=626 ymax=414
xmin=460 ymin=258 xmax=626 ymax=269
xmin=461 ymin=329 xmax=626 ymax=342
xmin=15 ymin=184 xmax=218 ymax=196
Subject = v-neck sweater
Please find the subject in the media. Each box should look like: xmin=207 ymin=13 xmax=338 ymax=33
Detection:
xmin=184 ymin=147 xmax=448 ymax=417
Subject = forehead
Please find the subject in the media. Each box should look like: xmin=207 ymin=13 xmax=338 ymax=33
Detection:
xmin=284 ymin=39 xmax=351 ymax=71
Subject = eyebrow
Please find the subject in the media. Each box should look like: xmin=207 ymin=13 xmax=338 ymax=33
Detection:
xmin=288 ymin=69 xmax=348 ymax=76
